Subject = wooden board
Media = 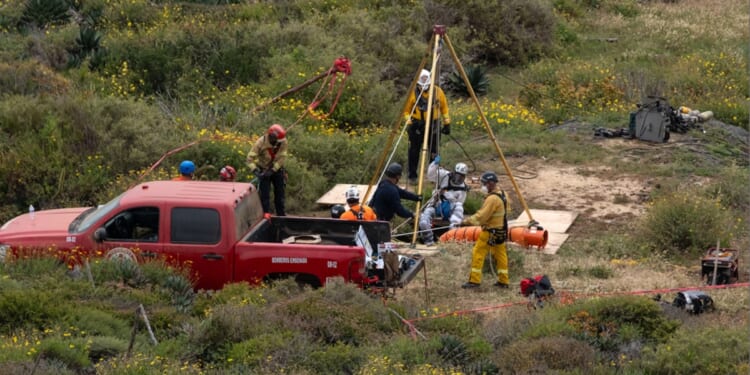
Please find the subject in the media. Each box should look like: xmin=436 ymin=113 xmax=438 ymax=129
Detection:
xmin=316 ymin=184 xmax=376 ymax=206
xmin=507 ymin=209 xmax=578 ymax=255
xmin=389 ymin=239 xmax=442 ymax=256
xmin=509 ymin=209 xmax=578 ymax=234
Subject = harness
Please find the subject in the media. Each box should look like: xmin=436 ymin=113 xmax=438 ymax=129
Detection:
xmin=486 ymin=191 xmax=508 ymax=246
xmin=349 ymin=206 xmax=364 ymax=220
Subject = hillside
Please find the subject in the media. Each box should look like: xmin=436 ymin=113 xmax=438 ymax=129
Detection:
xmin=0 ymin=0 xmax=748 ymax=373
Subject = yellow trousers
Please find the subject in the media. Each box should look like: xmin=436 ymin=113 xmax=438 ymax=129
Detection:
xmin=468 ymin=230 xmax=509 ymax=284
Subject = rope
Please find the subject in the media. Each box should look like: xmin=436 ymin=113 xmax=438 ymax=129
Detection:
xmin=287 ymin=57 xmax=352 ymax=131
xmin=404 ymin=282 xmax=749 ymax=325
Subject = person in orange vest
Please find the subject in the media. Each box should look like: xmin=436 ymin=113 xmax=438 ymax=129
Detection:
xmin=247 ymin=124 xmax=288 ymax=216
xmin=339 ymin=185 xmax=376 ymax=221
xmin=219 ymin=165 xmax=236 ymax=182
xmin=403 ymin=69 xmax=451 ymax=184
xmin=458 ymin=171 xmax=511 ymax=289
xmin=172 ymin=160 xmax=195 ymax=181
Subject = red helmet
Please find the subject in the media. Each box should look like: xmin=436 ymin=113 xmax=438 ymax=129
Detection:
xmin=220 ymin=165 xmax=236 ymax=181
xmin=267 ymin=124 xmax=286 ymax=140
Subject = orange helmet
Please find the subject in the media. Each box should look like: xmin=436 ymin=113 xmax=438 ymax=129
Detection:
xmin=220 ymin=165 xmax=236 ymax=181
xmin=267 ymin=124 xmax=286 ymax=140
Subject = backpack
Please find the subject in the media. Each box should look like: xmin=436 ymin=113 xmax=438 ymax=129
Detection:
xmin=520 ymin=275 xmax=555 ymax=298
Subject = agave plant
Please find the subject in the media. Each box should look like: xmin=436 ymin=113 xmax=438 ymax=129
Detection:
xmin=448 ymin=65 xmax=490 ymax=97
xmin=20 ymin=0 xmax=71 ymax=29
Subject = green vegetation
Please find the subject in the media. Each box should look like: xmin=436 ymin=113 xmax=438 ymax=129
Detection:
xmin=0 ymin=0 xmax=747 ymax=373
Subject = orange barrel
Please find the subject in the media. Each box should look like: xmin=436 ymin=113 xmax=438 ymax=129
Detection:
xmin=439 ymin=226 xmax=482 ymax=243
xmin=508 ymin=225 xmax=548 ymax=250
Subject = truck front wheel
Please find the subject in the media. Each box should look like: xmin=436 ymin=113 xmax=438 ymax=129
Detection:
xmin=106 ymin=247 xmax=137 ymax=263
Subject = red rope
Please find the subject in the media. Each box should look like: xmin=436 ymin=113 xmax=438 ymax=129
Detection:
xmin=405 ymin=282 xmax=750 ymax=324
xmin=307 ymin=57 xmax=351 ymax=120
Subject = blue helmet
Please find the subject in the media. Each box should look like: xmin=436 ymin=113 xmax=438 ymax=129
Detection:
xmin=179 ymin=160 xmax=195 ymax=175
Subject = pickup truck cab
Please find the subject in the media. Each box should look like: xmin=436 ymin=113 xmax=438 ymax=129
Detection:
xmin=0 ymin=181 xmax=423 ymax=290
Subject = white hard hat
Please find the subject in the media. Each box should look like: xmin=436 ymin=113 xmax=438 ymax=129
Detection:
xmin=418 ymin=69 xmax=431 ymax=89
xmin=454 ymin=163 xmax=468 ymax=175
xmin=345 ymin=185 xmax=360 ymax=200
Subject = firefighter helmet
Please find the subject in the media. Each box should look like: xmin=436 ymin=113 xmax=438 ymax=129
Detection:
xmin=220 ymin=165 xmax=236 ymax=181
xmin=480 ymin=171 xmax=499 ymax=183
xmin=418 ymin=69 xmax=431 ymax=90
xmin=385 ymin=163 xmax=403 ymax=178
xmin=330 ymin=204 xmax=346 ymax=219
xmin=179 ymin=160 xmax=195 ymax=175
xmin=454 ymin=163 xmax=468 ymax=176
xmin=345 ymin=185 xmax=360 ymax=201
xmin=267 ymin=124 xmax=286 ymax=141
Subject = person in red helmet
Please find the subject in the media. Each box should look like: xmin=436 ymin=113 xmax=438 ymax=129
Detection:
xmin=246 ymin=124 xmax=288 ymax=216
xmin=219 ymin=165 xmax=236 ymax=182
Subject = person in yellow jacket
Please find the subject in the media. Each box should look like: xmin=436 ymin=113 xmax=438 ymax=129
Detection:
xmin=403 ymin=69 xmax=451 ymax=184
xmin=458 ymin=171 xmax=511 ymax=289
xmin=247 ymin=124 xmax=288 ymax=216
xmin=339 ymin=185 xmax=377 ymax=221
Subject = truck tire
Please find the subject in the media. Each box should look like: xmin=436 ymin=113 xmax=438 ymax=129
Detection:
xmin=106 ymin=247 xmax=137 ymax=262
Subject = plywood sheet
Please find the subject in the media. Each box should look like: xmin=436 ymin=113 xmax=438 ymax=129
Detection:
xmin=507 ymin=209 xmax=577 ymax=255
xmin=509 ymin=209 xmax=578 ymax=234
xmin=317 ymin=184 xmax=376 ymax=206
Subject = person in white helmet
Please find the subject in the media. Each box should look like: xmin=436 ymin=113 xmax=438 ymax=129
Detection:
xmin=418 ymin=155 xmax=468 ymax=246
xmin=339 ymin=185 xmax=376 ymax=221
xmin=403 ymin=69 xmax=451 ymax=184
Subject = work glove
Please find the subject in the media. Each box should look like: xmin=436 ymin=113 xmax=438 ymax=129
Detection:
xmin=252 ymin=168 xmax=263 ymax=176
xmin=416 ymin=194 xmax=423 ymax=203
xmin=433 ymin=155 xmax=441 ymax=164
xmin=404 ymin=115 xmax=412 ymax=126
xmin=441 ymin=125 xmax=450 ymax=135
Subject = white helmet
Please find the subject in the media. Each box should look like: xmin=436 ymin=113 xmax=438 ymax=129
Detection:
xmin=454 ymin=163 xmax=468 ymax=175
xmin=345 ymin=185 xmax=360 ymax=200
xmin=418 ymin=69 xmax=431 ymax=90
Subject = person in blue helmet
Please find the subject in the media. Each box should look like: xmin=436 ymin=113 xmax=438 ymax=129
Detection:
xmin=173 ymin=160 xmax=195 ymax=181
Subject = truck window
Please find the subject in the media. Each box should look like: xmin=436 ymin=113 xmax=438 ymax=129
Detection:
xmin=103 ymin=207 xmax=159 ymax=242
xmin=72 ymin=193 xmax=124 ymax=233
xmin=171 ymin=207 xmax=221 ymax=244
xmin=234 ymin=192 xmax=263 ymax=241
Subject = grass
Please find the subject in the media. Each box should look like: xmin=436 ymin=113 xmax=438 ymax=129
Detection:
xmin=0 ymin=0 xmax=748 ymax=373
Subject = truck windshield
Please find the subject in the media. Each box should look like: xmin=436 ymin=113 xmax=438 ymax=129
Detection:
xmin=70 ymin=193 xmax=124 ymax=234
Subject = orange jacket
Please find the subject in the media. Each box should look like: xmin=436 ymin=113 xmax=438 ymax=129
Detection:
xmin=340 ymin=204 xmax=377 ymax=221
xmin=172 ymin=175 xmax=192 ymax=181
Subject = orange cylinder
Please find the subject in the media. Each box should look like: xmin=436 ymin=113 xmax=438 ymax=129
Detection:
xmin=439 ymin=226 xmax=482 ymax=243
xmin=508 ymin=225 xmax=548 ymax=250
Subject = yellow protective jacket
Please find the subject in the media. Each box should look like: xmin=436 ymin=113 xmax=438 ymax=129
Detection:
xmin=462 ymin=190 xmax=509 ymax=230
xmin=403 ymin=86 xmax=450 ymax=124
xmin=246 ymin=135 xmax=288 ymax=172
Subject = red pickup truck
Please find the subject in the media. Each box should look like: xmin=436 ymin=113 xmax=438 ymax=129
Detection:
xmin=0 ymin=181 xmax=423 ymax=290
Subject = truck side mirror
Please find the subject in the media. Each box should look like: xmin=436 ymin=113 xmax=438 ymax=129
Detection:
xmin=93 ymin=227 xmax=107 ymax=243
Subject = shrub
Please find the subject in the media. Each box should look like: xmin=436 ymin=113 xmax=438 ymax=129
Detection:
xmin=304 ymin=342 xmax=367 ymax=374
xmin=497 ymin=336 xmax=597 ymax=373
xmin=0 ymin=289 xmax=68 ymax=332
xmin=226 ymin=330 xmax=296 ymax=369
xmin=635 ymin=325 xmax=750 ymax=374
xmin=87 ymin=336 xmax=128 ymax=362
xmin=67 ymin=308 xmax=130 ymax=338
xmin=440 ymin=0 xmax=557 ymax=67
xmin=638 ymin=191 xmax=736 ymax=256
xmin=20 ymin=0 xmax=70 ymax=29
xmin=36 ymin=337 xmax=91 ymax=372
xmin=558 ymin=296 xmax=679 ymax=352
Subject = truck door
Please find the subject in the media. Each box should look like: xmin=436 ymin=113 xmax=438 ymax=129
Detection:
xmin=163 ymin=206 xmax=231 ymax=290
xmin=99 ymin=206 xmax=162 ymax=262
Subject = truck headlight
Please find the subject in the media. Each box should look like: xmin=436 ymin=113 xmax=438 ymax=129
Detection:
xmin=0 ymin=244 xmax=8 ymax=263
